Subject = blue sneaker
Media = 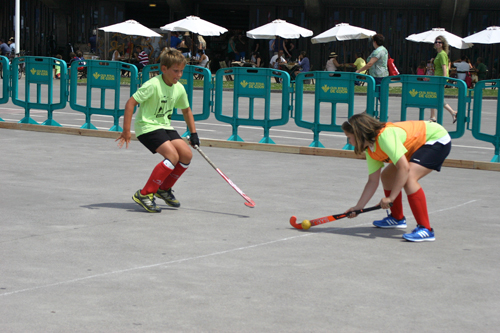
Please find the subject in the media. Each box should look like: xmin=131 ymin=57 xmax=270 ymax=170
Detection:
xmin=403 ymin=225 xmax=435 ymax=242
xmin=373 ymin=212 xmax=407 ymax=229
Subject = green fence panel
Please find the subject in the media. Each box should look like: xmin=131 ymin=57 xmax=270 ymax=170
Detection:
xmin=0 ymin=55 xmax=9 ymax=120
xmin=380 ymin=75 xmax=467 ymax=139
xmin=294 ymin=71 xmax=376 ymax=148
xmin=471 ymin=79 xmax=500 ymax=162
xmin=215 ymin=67 xmax=290 ymax=143
xmin=140 ymin=64 xmax=212 ymax=137
xmin=69 ymin=60 xmax=137 ymax=131
xmin=11 ymin=56 xmax=68 ymax=126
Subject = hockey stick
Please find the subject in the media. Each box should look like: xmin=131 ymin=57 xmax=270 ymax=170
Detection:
xmin=194 ymin=145 xmax=255 ymax=208
xmin=290 ymin=204 xmax=385 ymax=230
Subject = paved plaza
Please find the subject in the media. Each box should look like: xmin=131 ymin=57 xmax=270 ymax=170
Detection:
xmin=1 ymin=83 xmax=500 ymax=332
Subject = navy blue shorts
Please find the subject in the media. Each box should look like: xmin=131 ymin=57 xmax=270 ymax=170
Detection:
xmin=409 ymin=141 xmax=452 ymax=172
xmin=137 ymin=129 xmax=182 ymax=154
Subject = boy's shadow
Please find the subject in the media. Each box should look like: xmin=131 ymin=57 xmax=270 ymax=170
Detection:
xmin=300 ymin=225 xmax=406 ymax=240
xmin=81 ymin=202 xmax=250 ymax=218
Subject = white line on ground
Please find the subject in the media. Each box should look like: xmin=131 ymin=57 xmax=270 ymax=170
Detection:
xmin=0 ymin=233 xmax=314 ymax=297
xmin=0 ymin=200 xmax=478 ymax=297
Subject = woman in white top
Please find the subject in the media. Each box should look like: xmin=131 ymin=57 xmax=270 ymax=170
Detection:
xmin=453 ymin=55 xmax=471 ymax=81
xmin=325 ymin=52 xmax=340 ymax=71
xmin=112 ymin=45 xmax=124 ymax=61
xmin=196 ymin=49 xmax=209 ymax=68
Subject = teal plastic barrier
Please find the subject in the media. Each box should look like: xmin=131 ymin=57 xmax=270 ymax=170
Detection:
xmin=141 ymin=64 xmax=212 ymax=137
xmin=471 ymin=79 xmax=500 ymax=162
xmin=11 ymin=56 xmax=68 ymax=126
xmin=214 ymin=67 xmax=290 ymax=143
xmin=69 ymin=60 xmax=137 ymax=131
xmin=294 ymin=71 xmax=376 ymax=148
xmin=0 ymin=55 xmax=9 ymax=120
xmin=380 ymin=75 xmax=467 ymax=139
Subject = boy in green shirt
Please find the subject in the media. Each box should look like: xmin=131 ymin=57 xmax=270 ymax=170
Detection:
xmin=116 ymin=48 xmax=200 ymax=213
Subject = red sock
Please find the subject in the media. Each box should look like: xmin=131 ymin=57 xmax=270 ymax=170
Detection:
xmin=160 ymin=162 xmax=189 ymax=190
xmin=407 ymin=188 xmax=431 ymax=230
xmin=385 ymin=189 xmax=404 ymax=220
xmin=140 ymin=159 xmax=174 ymax=195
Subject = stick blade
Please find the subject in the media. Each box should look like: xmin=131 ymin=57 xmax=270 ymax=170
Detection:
xmin=244 ymin=201 xmax=255 ymax=208
xmin=289 ymin=216 xmax=303 ymax=229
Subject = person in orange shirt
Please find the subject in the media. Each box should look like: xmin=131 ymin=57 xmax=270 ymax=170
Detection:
xmin=342 ymin=113 xmax=451 ymax=242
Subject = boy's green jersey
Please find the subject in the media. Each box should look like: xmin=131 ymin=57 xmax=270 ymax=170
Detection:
xmin=132 ymin=75 xmax=190 ymax=137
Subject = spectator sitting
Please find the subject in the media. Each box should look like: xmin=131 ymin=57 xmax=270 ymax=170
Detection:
xmin=8 ymin=37 xmax=15 ymax=58
xmin=196 ymin=49 xmax=209 ymax=68
xmin=417 ymin=61 xmax=427 ymax=75
xmin=453 ymin=55 xmax=470 ymax=81
xmin=251 ymin=51 xmax=262 ymax=67
xmin=353 ymin=52 xmax=367 ymax=74
xmin=76 ymin=50 xmax=86 ymax=78
xmin=135 ymin=46 xmax=149 ymax=71
xmin=270 ymin=50 xmax=285 ymax=69
xmin=270 ymin=50 xmax=286 ymax=83
xmin=476 ymin=57 xmax=487 ymax=81
xmin=0 ymin=38 xmax=11 ymax=57
xmin=325 ymin=52 xmax=340 ymax=71
xmin=294 ymin=51 xmax=310 ymax=79
xmin=170 ymin=32 xmax=181 ymax=49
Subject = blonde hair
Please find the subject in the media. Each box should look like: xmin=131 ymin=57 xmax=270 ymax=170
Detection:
xmin=341 ymin=113 xmax=386 ymax=154
xmin=435 ymin=35 xmax=449 ymax=54
xmin=160 ymin=47 xmax=186 ymax=68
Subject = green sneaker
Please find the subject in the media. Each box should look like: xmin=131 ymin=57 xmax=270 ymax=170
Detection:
xmin=133 ymin=190 xmax=161 ymax=213
xmin=155 ymin=188 xmax=180 ymax=207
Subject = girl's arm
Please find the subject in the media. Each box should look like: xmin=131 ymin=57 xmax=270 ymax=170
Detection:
xmin=116 ymin=96 xmax=139 ymax=148
xmin=346 ymin=168 xmax=381 ymax=217
xmin=381 ymin=156 xmax=409 ymax=209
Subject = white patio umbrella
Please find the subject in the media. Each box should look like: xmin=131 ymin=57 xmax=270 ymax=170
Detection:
xmin=406 ymin=27 xmax=472 ymax=49
xmin=160 ymin=16 xmax=228 ymax=36
xmin=246 ymin=19 xmax=313 ymax=39
xmin=99 ymin=20 xmax=162 ymax=61
xmin=311 ymin=23 xmax=376 ymax=44
xmin=99 ymin=19 xmax=162 ymax=37
xmin=463 ymin=26 xmax=500 ymax=44
xmin=311 ymin=23 xmax=376 ymax=65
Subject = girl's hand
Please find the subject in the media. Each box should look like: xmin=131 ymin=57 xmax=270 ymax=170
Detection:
xmin=345 ymin=207 xmax=359 ymax=218
xmin=380 ymin=197 xmax=392 ymax=209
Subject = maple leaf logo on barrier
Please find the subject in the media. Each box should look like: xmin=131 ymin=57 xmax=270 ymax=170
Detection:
xmin=409 ymin=89 xmax=419 ymax=97
xmin=240 ymin=80 xmax=248 ymax=88
xmin=93 ymin=72 xmax=100 ymax=80
xmin=322 ymin=85 xmax=330 ymax=93
xmin=30 ymin=68 xmax=36 ymax=75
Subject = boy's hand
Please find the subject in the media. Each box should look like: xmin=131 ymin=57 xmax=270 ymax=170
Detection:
xmin=116 ymin=130 xmax=131 ymax=149
xmin=189 ymin=132 xmax=200 ymax=147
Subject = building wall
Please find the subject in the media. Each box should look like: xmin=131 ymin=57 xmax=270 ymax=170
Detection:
xmin=2 ymin=0 xmax=500 ymax=74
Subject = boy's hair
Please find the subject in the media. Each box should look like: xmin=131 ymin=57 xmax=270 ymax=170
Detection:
xmin=341 ymin=113 xmax=386 ymax=154
xmin=160 ymin=47 xmax=186 ymax=68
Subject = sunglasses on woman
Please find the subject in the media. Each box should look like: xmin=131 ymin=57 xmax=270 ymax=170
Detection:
xmin=434 ymin=41 xmax=443 ymax=44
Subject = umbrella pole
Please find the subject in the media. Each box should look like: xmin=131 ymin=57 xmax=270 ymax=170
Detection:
xmin=343 ymin=42 xmax=346 ymax=65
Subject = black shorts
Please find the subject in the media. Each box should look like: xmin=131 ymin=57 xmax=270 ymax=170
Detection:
xmin=409 ymin=141 xmax=452 ymax=172
xmin=137 ymin=129 xmax=182 ymax=154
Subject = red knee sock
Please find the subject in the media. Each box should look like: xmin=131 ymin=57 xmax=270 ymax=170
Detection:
xmin=407 ymin=188 xmax=431 ymax=230
xmin=385 ymin=189 xmax=404 ymax=220
xmin=140 ymin=159 xmax=174 ymax=195
xmin=160 ymin=162 xmax=189 ymax=190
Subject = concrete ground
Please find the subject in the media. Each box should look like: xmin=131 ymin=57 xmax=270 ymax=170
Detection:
xmin=1 ymin=80 xmax=500 ymax=332
xmin=1 ymin=127 xmax=500 ymax=332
